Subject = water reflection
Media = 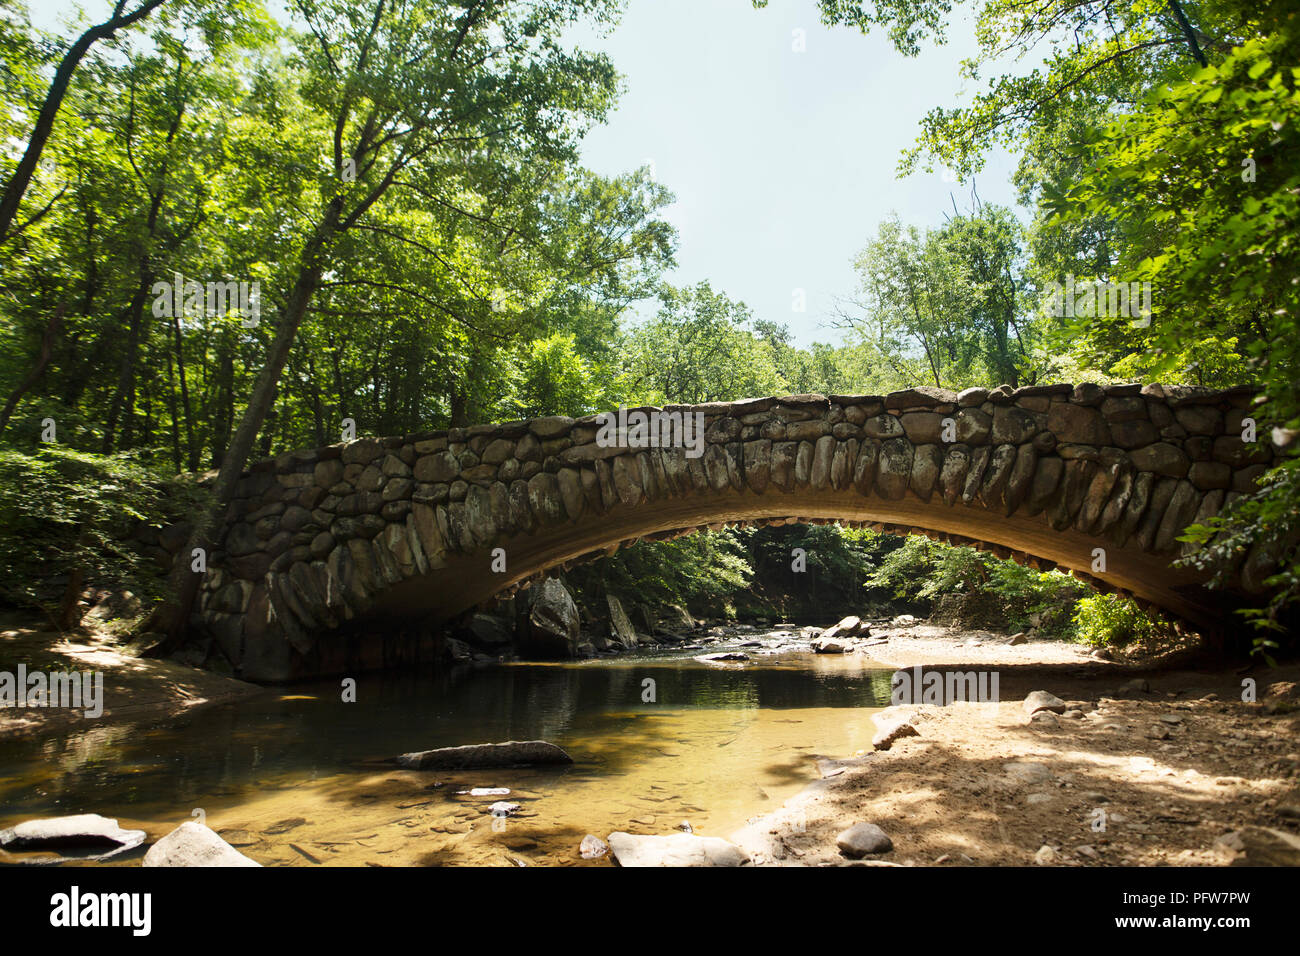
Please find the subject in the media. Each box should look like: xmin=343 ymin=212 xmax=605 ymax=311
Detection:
xmin=0 ymin=641 xmax=895 ymax=866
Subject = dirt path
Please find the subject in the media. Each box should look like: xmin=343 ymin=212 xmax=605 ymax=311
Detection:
xmin=732 ymin=622 xmax=1300 ymax=866
xmin=0 ymin=615 xmax=263 ymax=739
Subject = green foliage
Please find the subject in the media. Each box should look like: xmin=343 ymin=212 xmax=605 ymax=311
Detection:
xmin=0 ymin=447 xmax=204 ymax=614
xmin=566 ymin=529 xmax=754 ymax=619
xmin=619 ymin=282 xmax=786 ymax=406
xmin=864 ymin=535 xmax=1091 ymax=636
xmin=1177 ymin=463 xmax=1300 ymax=656
xmin=842 ymin=204 xmax=1048 ymax=390
xmin=1049 ymin=13 xmax=1300 ymax=650
xmin=1072 ymin=593 xmax=1162 ymax=648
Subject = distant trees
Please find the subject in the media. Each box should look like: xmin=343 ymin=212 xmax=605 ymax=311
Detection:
xmin=839 ymin=204 xmax=1043 ymax=391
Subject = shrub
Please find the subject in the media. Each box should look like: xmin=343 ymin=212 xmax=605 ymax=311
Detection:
xmin=0 ymin=446 xmax=203 ymax=626
xmin=1071 ymin=593 xmax=1160 ymax=648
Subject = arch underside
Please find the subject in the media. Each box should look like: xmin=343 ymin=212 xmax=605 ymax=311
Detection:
xmin=372 ymin=488 xmax=1217 ymax=631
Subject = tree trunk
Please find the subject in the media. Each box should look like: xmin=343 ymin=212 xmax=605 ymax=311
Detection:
xmin=0 ymin=0 xmax=170 ymax=244
xmin=0 ymin=304 xmax=66 ymax=438
xmin=145 ymin=208 xmax=341 ymax=652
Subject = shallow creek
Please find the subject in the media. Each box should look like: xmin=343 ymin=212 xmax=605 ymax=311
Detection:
xmin=0 ymin=627 xmax=895 ymax=866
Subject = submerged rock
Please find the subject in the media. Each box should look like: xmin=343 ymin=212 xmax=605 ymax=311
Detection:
xmin=142 ymin=822 xmax=260 ymax=867
xmin=606 ymin=831 xmax=750 ymax=867
xmin=0 ymin=813 xmax=146 ymax=864
xmin=580 ymin=834 xmax=609 ymax=859
xmin=396 ymin=739 xmax=574 ymax=770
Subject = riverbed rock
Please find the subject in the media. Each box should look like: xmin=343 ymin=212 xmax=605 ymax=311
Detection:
xmin=605 ymin=594 xmax=640 ymax=650
xmin=142 ymin=822 xmax=260 ymax=867
xmin=872 ymin=712 xmax=921 ymax=750
xmin=518 ymin=577 xmax=580 ymax=659
xmin=606 ymin=831 xmax=750 ymax=867
xmin=695 ymin=652 xmax=749 ymax=665
xmin=1213 ymin=827 xmax=1300 ymax=866
xmin=396 ymin=739 xmax=574 ymax=770
xmin=580 ymin=834 xmax=609 ymax=859
xmin=822 ymin=615 xmax=867 ymax=639
xmin=0 ymin=813 xmax=146 ymax=864
xmin=1023 ymin=690 xmax=1067 ymax=715
xmin=466 ymin=612 xmax=514 ymax=647
xmin=836 ymin=822 xmax=893 ymax=857
xmin=812 ymin=636 xmax=849 ymax=653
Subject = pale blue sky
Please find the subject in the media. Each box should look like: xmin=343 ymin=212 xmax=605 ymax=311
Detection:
xmin=572 ymin=0 xmax=1023 ymax=344
xmin=29 ymin=0 xmax=1026 ymax=346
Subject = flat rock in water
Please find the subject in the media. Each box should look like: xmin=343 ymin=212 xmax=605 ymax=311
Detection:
xmin=606 ymin=832 xmax=749 ymax=867
xmin=1023 ymin=690 xmax=1067 ymax=715
xmin=396 ymin=740 xmax=573 ymax=770
xmin=694 ymin=652 xmax=748 ymax=665
xmin=836 ymin=822 xmax=893 ymax=858
xmin=143 ymin=822 xmax=260 ymax=867
xmin=0 ymin=813 xmax=146 ymax=864
xmin=811 ymin=637 xmax=849 ymax=654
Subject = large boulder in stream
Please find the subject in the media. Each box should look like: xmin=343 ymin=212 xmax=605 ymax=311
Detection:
xmin=606 ymin=832 xmax=750 ymax=867
xmin=0 ymin=813 xmax=145 ymax=864
xmin=466 ymin=612 xmax=514 ymax=648
xmin=396 ymin=739 xmax=574 ymax=771
xmin=143 ymin=821 xmax=261 ymax=867
xmin=605 ymin=595 xmax=641 ymax=650
xmin=822 ymin=615 xmax=868 ymax=639
xmin=518 ymin=578 xmax=580 ymax=659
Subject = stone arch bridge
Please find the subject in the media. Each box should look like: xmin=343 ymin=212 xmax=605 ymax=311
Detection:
xmin=183 ymin=383 xmax=1282 ymax=681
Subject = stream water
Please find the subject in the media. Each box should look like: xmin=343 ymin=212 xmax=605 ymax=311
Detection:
xmin=0 ymin=626 xmax=895 ymax=866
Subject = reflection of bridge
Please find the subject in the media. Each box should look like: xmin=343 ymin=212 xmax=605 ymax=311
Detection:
xmin=188 ymin=384 xmax=1280 ymax=680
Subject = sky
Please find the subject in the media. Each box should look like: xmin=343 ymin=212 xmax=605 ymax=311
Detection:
xmin=568 ymin=0 xmax=1026 ymax=345
xmin=29 ymin=0 xmax=1028 ymax=346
